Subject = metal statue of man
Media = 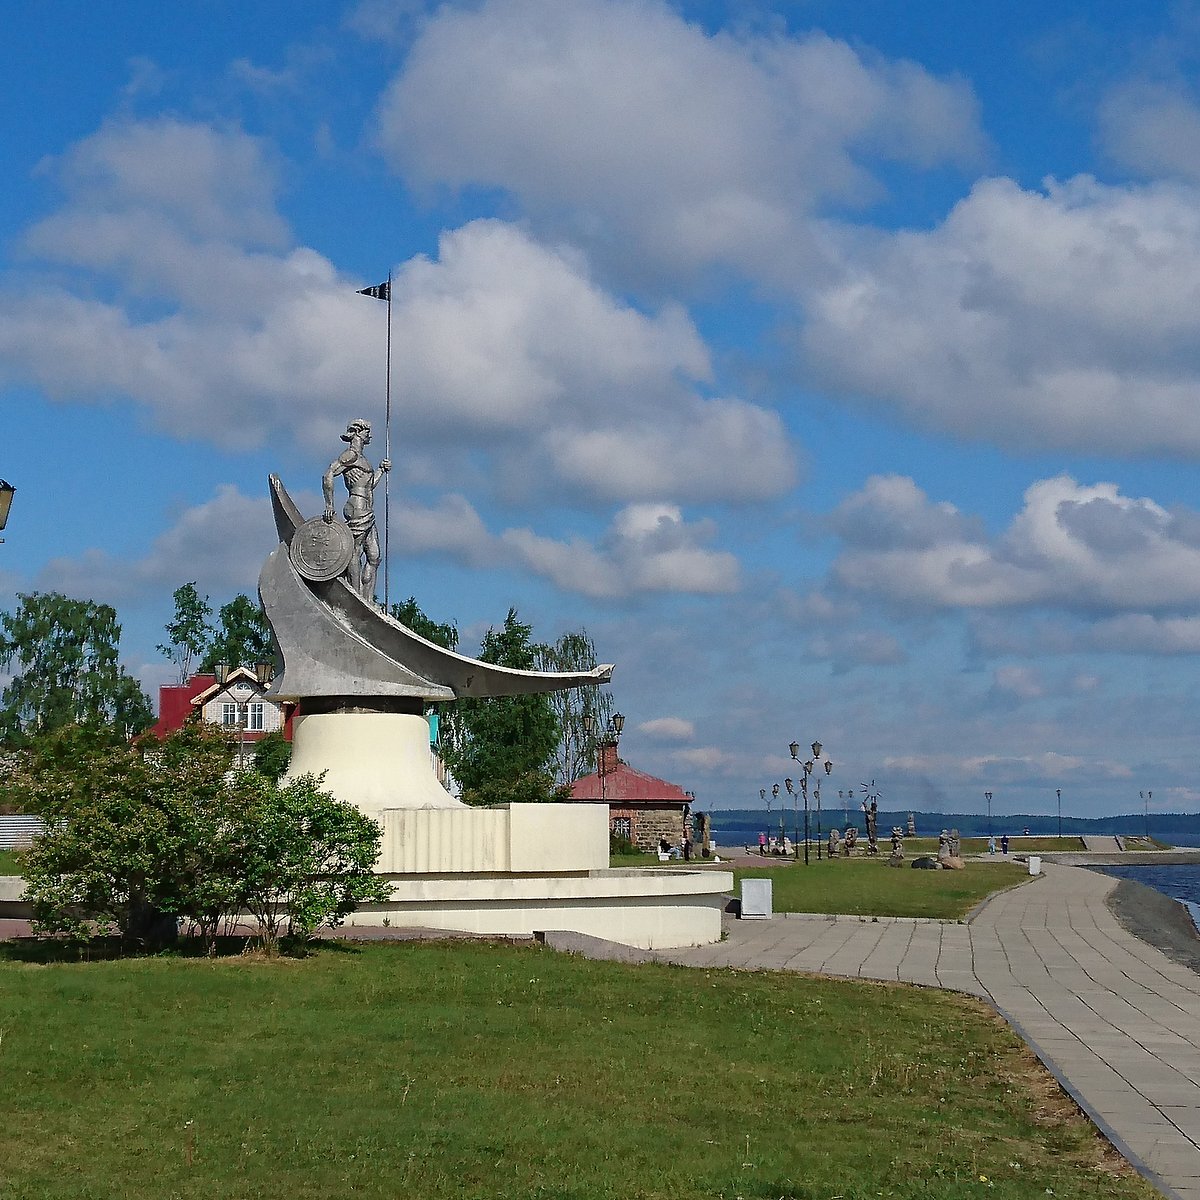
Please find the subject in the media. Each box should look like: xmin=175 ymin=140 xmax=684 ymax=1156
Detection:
xmin=323 ymin=417 xmax=390 ymax=600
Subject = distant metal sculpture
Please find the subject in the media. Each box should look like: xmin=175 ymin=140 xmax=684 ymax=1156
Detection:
xmin=261 ymin=472 xmax=612 ymax=704
xmin=323 ymin=417 xmax=389 ymax=601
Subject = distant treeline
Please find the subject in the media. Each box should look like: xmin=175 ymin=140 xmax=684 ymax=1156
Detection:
xmin=709 ymin=808 xmax=1200 ymax=843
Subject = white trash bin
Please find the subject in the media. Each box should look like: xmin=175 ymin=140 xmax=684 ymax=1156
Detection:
xmin=741 ymin=878 xmax=773 ymax=920
xmin=1028 ymin=856 xmax=1041 ymax=876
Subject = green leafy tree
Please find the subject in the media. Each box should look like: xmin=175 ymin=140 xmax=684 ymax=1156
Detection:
xmin=390 ymin=596 xmax=458 ymax=650
xmin=535 ymin=629 xmax=614 ymax=788
xmin=391 ymin=595 xmax=459 ymax=765
xmin=252 ymin=729 xmax=292 ymax=782
xmin=225 ymin=771 xmax=389 ymax=951
xmin=0 ymin=592 xmax=154 ymax=745
xmin=443 ymin=608 xmax=561 ymax=806
xmin=16 ymin=722 xmax=235 ymax=947
xmin=158 ymin=582 xmax=214 ymax=684
xmin=199 ymin=594 xmax=273 ymax=673
xmin=16 ymin=723 xmax=386 ymax=952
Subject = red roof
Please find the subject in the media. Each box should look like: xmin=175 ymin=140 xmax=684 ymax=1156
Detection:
xmin=150 ymin=674 xmax=216 ymax=739
xmin=569 ymin=761 xmax=690 ymax=805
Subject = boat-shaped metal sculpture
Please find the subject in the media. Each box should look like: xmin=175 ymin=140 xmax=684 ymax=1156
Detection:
xmin=244 ymin=460 xmax=728 ymax=951
xmin=260 ymin=474 xmax=614 ymax=704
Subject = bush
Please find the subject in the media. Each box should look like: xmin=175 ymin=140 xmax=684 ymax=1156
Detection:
xmin=252 ymin=729 xmax=292 ymax=782
xmin=225 ymin=771 xmax=389 ymax=951
xmin=609 ymin=832 xmax=639 ymax=856
xmin=461 ymin=768 xmax=568 ymax=807
xmin=15 ymin=723 xmax=387 ymax=951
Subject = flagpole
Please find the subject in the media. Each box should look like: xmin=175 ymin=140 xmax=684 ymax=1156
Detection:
xmin=384 ymin=270 xmax=392 ymax=611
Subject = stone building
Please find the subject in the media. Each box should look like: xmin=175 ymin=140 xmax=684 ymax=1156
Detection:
xmin=568 ymin=743 xmax=692 ymax=852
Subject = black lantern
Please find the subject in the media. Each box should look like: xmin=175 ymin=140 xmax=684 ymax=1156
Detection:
xmin=0 ymin=480 xmax=14 ymax=534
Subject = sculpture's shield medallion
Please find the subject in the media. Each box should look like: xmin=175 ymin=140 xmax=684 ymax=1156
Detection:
xmin=291 ymin=517 xmax=355 ymax=582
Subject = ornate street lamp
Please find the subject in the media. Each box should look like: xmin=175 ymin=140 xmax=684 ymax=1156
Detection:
xmin=816 ymin=755 xmax=832 ymax=860
xmin=985 ymin=791 xmax=993 ymax=837
xmin=784 ymin=777 xmax=801 ymax=862
xmin=0 ymin=480 xmax=14 ymax=543
xmin=1056 ymin=788 xmax=1062 ymax=840
xmin=788 ymin=740 xmax=831 ymax=865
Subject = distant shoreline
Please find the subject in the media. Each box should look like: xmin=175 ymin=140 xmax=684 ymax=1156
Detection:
xmin=1105 ymin=875 xmax=1200 ymax=976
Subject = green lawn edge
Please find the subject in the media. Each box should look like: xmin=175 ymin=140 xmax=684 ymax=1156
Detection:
xmin=0 ymin=939 xmax=1156 ymax=1200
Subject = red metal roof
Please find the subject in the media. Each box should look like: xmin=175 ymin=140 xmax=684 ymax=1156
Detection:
xmin=150 ymin=674 xmax=216 ymax=739
xmin=569 ymin=761 xmax=690 ymax=804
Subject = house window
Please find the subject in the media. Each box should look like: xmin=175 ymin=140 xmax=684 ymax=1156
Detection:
xmin=248 ymin=703 xmax=264 ymax=731
xmin=611 ymin=816 xmax=632 ymax=841
xmin=221 ymin=702 xmax=237 ymax=727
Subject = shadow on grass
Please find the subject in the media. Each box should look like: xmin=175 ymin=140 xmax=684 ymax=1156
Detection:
xmin=0 ymin=932 xmax=362 ymax=964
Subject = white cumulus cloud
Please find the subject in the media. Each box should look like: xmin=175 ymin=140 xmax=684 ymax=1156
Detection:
xmin=638 ymin=716 xmax=695 ymax=741
xmin=833 ymin=474 xmax=1200 ymax=613
xmin=35 ymin=484 xmax=277 ymax=605
xmin=395 ymin=495 xmax=740 ymax=598
xmin=804 ymin=174 xmax=1200 ymax=456
xmin=1099 ymin=80 xmax=1200 ymax=183
xmin=0 ymin=118 xmax=795 ymax=508
xmin=378 ymin=0 xmax=983 ymax=284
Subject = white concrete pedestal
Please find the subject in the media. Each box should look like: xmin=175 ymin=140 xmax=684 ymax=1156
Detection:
xmin=284 ymin=709 xmax=461 ymax=815
xmin=282 ymin=705 xmax=733 ymax=949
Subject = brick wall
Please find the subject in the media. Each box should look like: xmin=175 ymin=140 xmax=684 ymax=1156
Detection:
xmin=610 ymin=805 xmax=691 ymax=852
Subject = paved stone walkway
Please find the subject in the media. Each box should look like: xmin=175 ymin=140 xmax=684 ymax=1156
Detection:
xmin=654 ymin=864 xmax=1200 ymax=1200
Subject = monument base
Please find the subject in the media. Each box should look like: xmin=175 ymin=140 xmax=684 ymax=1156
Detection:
xmin=347 ymin=868 xmax=732 ymax=949
xmin=281 ymin=705 xmax=732 ymax=949
xmin=284 ymin=705 xmax=462 ymax=814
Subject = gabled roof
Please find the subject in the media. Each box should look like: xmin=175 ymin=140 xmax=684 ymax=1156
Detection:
xmin=150 ymin=670 xmax=281 ymax=740
xmin=569 ymin=761 xmax=690 ymax=804
xmin=189 ymin=666 xmax=269 ymax=705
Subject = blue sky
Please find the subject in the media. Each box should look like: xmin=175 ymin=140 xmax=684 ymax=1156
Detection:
xmin=6 ymin=0 xmax=1200 ymax=819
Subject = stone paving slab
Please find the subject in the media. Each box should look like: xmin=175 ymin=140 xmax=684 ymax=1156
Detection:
xmin=648 ymin=864 xmax=1200 ymax=1200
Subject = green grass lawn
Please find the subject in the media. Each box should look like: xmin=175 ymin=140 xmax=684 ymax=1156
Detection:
xmin=610 ymin=850 xmax=654 ymax=868
xmin=0 ymin=848 xmax=24 ymax=875
xmin=0 ymin=939 xmax=1154 ymax=1200
xmin=734 ymin=856 xmax=1030 ymax=920
xmin=1123 ymin=836 xmax=1173 ymax=851
xmin=611 ymin=850 xmax=1029 ymax=920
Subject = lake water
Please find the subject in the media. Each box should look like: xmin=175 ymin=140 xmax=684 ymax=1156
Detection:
xmin=1093 ymin=863 xmax=1200 ymax=931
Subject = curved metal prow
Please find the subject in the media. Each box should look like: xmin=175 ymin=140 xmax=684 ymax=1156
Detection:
xmin=263 ymin=475 xmax=614 ymax=701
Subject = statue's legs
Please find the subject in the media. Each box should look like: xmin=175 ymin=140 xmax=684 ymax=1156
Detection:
xmin=361 ymin=526 xmax=381 ymax=599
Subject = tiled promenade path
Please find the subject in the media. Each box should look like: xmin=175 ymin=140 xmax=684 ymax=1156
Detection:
xmin=655 ymin=863 xmax=1200 ymax=1200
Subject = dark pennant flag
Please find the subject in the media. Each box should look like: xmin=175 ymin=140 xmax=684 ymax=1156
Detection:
xmin=357 ymin=281 xmax=390 ymax=302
